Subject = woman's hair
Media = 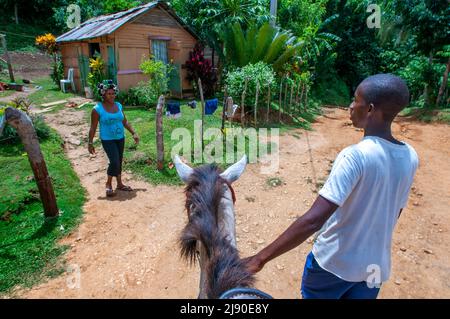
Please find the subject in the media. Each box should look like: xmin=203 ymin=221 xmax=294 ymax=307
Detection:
xmin=97 ymin=79 xmax=119 ymax=97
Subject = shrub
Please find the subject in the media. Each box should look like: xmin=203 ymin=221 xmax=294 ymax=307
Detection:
xmin=35 ymin=33 xmax=57 ymax=55
xmin=139 ymin=56 xmax=172 ymax=103
xmin=117 ymin=82 xmax=158 ymax=108
xmin=398 ymin=56 xmax=445 ymax=105
xmin=225 ymin=62 xmax=276 ymax=111
xmin=50 ymin=54 xmax=65 ymax=87
xmin=87 ymin=54 xmax=107 ymax=101
xmin=311 ymin=70 xmax=350 ymax=106
xmin=36 ymin=33 xmax=63 ymax=88
xmin=185 ymin=44 xmax=217 ymax=98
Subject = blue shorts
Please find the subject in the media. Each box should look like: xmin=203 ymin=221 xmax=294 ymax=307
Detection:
xmin=301 ymin=252 xmax=380 ymax=299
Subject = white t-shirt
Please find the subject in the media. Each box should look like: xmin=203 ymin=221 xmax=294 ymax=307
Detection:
xmin=313 ymin=136 xmax=419 ymax=283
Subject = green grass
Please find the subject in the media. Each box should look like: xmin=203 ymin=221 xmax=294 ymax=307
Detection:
xmin=0 ymin=90 xmax=15 ymax=99
xmin=400 ymin=107 xmax=450 ymax=124
xmin=28 ymin=77 xmax=76 ymax=106
xmin=0 ymin=127 xmax=86 ymax=294
xmin=114 ymin=101 xmax=317 ymax=185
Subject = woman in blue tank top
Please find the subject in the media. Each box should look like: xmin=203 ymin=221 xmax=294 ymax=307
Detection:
xmin=88 ymin=80 xmax=139 ymax=197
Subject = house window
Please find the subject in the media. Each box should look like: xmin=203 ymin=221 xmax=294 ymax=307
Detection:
xmin=89 ymin=43 xmax=100 ymax=58
xmin=151 ymin=40 xmax=168 ymax=64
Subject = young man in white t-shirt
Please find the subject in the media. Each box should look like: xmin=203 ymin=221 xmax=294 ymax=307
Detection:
xmin=243 ymin=74 xmax=419 ymax=299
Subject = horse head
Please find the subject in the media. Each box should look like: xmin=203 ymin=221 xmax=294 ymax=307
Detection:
xmin=174 ymin=155 xmax=271 ymax=299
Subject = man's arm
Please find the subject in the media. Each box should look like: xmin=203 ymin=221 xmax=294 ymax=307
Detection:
xmin=244 ymin=195 xmax=338 ymax=273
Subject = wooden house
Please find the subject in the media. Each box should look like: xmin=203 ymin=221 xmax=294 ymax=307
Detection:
xmin=56 ymin=1 xmax=199 ymax=98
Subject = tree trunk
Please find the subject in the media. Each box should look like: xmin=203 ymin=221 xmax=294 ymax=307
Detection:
xmin=436 ymin=57 xmax=450 ymax=107
xmin=5 ymin=107 xmax=58 ymax=218
xmin=423 ymin=52 xmax=434 ymax=107
xmin=14 ymin=3 xmax=19 ymax=25
xmin=270 ymin=0 xmax=277 ymax=26
xmin=155 ymin=95 xmax=165 ymax=170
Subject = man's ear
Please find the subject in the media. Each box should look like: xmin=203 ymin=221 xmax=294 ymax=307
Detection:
xmin=368 ymin=103 xmax=374 ymax=112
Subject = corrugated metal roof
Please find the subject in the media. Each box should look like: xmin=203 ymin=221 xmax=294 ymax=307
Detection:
xmin=56 ymin=2 xmax=159 ymax=43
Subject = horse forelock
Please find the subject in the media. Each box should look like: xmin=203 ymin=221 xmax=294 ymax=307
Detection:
xmin=180 ymin=164 xmax=227 ymax=263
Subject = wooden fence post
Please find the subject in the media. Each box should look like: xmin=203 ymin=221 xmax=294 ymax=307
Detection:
xmin=304 ymin=85 xmax=309 ymax=112
xmin=278 ymin=77 xmax=283 ymax=122
xmin=283 ymin=80 xmax=288 ymax=117
xmin=295 ymin=81 xmax=301 ymax=113
xmin=240 ymin=78 xmax=248 ymax=128
xmin=156 ymin=95 xmax=165 ymax=170
xmin=198 ymin=78 xmax=205 ymax=151
xmin=4 ymin=107 xmax=58 ymax=217
xmin=224 ymin=96 xmax=233 ymax=143
xmin=221 ymin=86 xmax=227 ymax=134
xmin=0 ymin=34 xmax=15 ymax=83
xmin=266 ymin=83 xmax=271 ymax=123
xmin=254 ymin=81 xmax=260 ymax=127
xmin=300 ymin=83 xmax=305 ymax=112
xmin=289 ymin=82 xmax=294 ymax=115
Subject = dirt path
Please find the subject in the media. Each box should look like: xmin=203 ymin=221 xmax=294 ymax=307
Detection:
xmin=18 ymin=107 xmax=450 ymax=298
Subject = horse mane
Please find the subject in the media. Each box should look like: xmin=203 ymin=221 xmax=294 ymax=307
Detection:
xmin=179 ymin=164 xmax=255 ymax=298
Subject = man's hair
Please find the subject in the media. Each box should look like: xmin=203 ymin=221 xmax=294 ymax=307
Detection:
xmin=359 ymin=74 xmax=410 ymax=121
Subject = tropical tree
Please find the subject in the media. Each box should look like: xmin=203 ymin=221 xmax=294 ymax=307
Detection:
xmin=52 ymin=0 xmax=140 ymax=31
xmin=278 ymin=0 xmax=340 ymax=64
xmin=170 ymin=0 xmax=271 ymax=63
xmin=378 ymin=0 xmax=450 ymax=107
xmin=220 ymin=22 xmax=301 ymax=73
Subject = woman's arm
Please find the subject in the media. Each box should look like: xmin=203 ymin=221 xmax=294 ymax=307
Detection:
xmin=122 ymin=110 xmax=139 ymax=144
xmin=88 ymin=109 xmax=99 ymax=154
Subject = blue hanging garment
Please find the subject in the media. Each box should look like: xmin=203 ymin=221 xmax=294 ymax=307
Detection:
xmin=205 ymin=98 xmax=218 ymax=115
xmin=167 ymin=101 xmax=180 ymax=114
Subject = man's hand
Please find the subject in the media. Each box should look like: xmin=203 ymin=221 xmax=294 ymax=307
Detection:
xmin=242 ymin=254 xmax=265 ymax=274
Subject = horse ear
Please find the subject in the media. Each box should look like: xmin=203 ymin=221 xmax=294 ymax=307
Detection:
xmin=220 ymin=155 xmax=247 ymax=183
xmin=173 ymin=155 xmax=194 ymax=183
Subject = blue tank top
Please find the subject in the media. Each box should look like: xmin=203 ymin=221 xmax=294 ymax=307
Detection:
xmin=94 ymin=102 xmax=125 ymax=140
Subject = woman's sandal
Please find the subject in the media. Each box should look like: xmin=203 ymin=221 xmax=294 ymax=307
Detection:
xmin=106 ymin=188 xmax=115 ymax=197
xmin=117 ymin=185 xmax=133 ymax=191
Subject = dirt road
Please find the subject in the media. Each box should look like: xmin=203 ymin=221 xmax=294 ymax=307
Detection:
xmin=18 ymin=106 xmax=450 ymax=298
